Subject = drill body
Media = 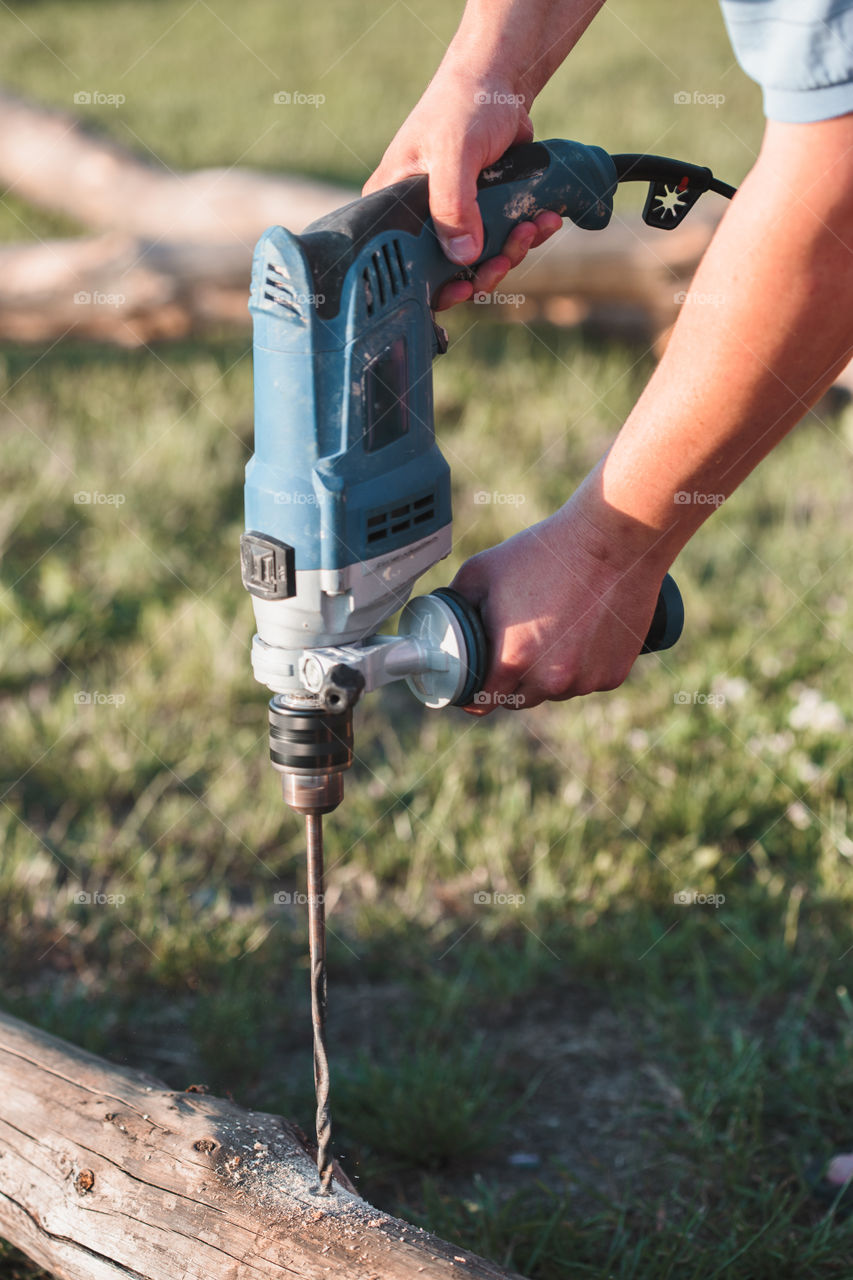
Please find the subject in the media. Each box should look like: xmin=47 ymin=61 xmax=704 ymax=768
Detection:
xmin=240 ymin=139 xmax=722 ymax=810
xmin=242 ymin=141 xmax=618 ymax=704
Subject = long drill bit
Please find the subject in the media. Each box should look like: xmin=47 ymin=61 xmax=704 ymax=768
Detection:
xmin=305 ymin=811 xmax=333 ymax=1194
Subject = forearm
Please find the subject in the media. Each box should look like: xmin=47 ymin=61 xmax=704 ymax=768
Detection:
xmin=445 ymin=0 xmax=607 ymax=101
xmin=576 ymin=116 xmax=853 ymax=570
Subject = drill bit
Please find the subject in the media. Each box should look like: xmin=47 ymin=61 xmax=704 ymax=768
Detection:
xmin=305 ymin=811 xmax=333 ymax=1194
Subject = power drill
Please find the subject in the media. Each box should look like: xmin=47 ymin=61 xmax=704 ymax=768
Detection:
xmin=240 ymin=138 xmax=735 ymax=1192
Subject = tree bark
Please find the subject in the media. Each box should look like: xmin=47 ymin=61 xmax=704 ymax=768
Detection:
xmin=0 ymin=1011 xmax=520 ymax=1280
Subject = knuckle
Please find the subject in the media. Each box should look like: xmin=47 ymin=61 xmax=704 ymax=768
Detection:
xmin=537 ymin=667 xmax=572 ymax=700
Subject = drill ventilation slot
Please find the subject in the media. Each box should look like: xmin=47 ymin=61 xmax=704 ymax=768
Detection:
xmin=264 ymin=263 xmax=302 ymax=316
xmin=362 ymin=239 xmax=408 ymax=316
xmin=365 ymin=490 xmax=435 ymax=545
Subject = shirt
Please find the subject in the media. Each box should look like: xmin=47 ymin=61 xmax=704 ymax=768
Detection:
xmin=720 ymin=0 xmax=853 ymax=121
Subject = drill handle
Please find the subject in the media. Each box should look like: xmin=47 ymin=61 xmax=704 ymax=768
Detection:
xmin=431 ymin=572 xmax=685 ymax=708
xmin=424 ymin=138 xmax=617 ymax=295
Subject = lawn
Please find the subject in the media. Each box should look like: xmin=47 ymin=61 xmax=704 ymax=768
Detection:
xmin=2 ymin=3 xmax=853 ymax=1278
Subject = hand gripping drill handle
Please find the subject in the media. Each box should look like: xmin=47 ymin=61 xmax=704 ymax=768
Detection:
xmin=299 ymin=137 xmax=734 ymax=316
xmin=426 ymin=572 xmax=685 ymax=709
xmin=295 ymin=139 xmax=618 ymax=328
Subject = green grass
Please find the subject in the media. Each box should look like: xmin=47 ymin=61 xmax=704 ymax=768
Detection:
xmin=3 ymin=324 xmax=853 ymax=1278
xmin=1 ymin=2 xmax=852 ymax=1277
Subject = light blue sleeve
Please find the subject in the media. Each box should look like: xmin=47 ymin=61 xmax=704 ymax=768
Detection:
xmin=719 ymin=0 xmax=853 ymax=122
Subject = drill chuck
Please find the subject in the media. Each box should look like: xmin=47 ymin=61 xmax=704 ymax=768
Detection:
xmin=269 ymin=695 xmax=354 ymax=814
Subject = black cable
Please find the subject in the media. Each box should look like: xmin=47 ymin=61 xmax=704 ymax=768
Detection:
xmin=610 ymin=152 xmax=737 ymax=201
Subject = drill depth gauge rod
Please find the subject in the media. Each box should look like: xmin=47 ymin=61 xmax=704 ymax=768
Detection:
xmin=241 ymin=138 xmax=734 ymax=1193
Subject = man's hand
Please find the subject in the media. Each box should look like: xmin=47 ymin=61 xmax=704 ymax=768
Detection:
xmin=363 ymin=61 xmax=562 ymax=310
xmin=452 ymin=485 xmax=668 ymax=713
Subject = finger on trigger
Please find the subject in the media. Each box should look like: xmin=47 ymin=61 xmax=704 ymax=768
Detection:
xmin=529 ymin=210 xmax=563 ymax=248
xmin=434 ymin=279 xmax=475 ymax=312
xmin=471 ymin=254 xmax=512 ymax=296
xmin=501 ymin=221 xmax=538 ymax=268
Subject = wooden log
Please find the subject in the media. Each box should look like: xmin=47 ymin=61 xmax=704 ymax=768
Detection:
xmin=0 ymin=214 xmax=722 ymax=345
xmin=0 ymin=91 xmax=353 ymax=242
xmin=0 ymin=234 xmax=253 ymax=344
xmin=0 ymin=1011 xmax=520 ymax=1280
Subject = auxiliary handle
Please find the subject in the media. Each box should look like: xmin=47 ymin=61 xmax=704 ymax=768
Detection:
xmin=431 ymin=572 xmax=684 ymax=708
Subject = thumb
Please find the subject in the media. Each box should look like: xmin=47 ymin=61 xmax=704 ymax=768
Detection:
xmin=428 ymin=145 xmax=484 ymax=264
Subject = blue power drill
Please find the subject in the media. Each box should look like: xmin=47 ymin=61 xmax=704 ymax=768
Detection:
xmin=240 ymin=138 xmax=734 ymax=1192
xmin=241 ymin=139 xmax=734 ymax=816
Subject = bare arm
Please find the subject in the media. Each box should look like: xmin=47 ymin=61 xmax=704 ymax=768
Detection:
xmin=454 ymin=114 xmax=853 ymax=710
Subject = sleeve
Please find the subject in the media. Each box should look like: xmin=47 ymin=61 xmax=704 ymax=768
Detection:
xmin=719 ymin=0 xmax=853 ymax=122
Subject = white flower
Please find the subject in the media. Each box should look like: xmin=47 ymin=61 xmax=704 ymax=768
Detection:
xmin=788 ymin=687 xmax=845 ymax=734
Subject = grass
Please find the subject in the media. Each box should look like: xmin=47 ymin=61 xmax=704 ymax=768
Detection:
xmin=2 ymin=2 xmax=852 ymax=1277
